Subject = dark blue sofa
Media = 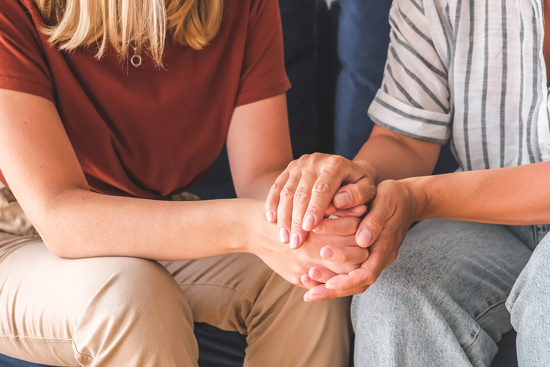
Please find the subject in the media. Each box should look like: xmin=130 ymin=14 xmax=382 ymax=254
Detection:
xmin=0 ymin=1 xmax=519 ymax=366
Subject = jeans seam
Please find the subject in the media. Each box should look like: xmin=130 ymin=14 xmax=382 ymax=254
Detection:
xmin=462 ymin=326 xmax=482 ymax=350
xmin=473 ymin=299 xmax=507 ymax=323
xmin=1 ymin=335 xmax=94 ymax=362
xmin=0 ymin=334 xmax=72 ymax=343
xmin=462 ymin=300 xmax=508 ymax=350
xmin=72 ymin=340 xmax=94 ymax=361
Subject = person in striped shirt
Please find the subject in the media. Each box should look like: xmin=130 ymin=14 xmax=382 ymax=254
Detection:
xmin=265 ymin=0 xmax=550 ymax=365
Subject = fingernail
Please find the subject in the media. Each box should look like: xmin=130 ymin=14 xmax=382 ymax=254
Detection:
xmin=357 ymin=229 xmax=372 ymax=247
xmin=310 ymin=269 xmax=322 ymax=280
xmin=290 ymin=233 xmax=300 ymax=248
xmin=279 ymin=228 xmax=289 ymax=243
xmin=325 ymin=281 xmax=341 ymax=290
xmin=302 ymin=214 xmax=315 ymax=231
xmin=266 ymin=210 xmax=275 ymax=222
xmin=334 ymin=192 xmax=351 ymax=207
xmin=321 ymin=248 xmax=334 ymax=260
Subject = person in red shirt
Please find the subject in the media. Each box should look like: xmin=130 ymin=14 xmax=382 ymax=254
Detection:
xmin=0 ymin=0 xmax=364 ymax=365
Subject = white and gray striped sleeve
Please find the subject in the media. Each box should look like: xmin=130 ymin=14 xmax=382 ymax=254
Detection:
xmin=368 ymin=0 xmax=452 ymax=144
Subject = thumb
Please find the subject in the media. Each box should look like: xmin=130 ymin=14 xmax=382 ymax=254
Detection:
xmin=333 ymin=178 xmax=376 ymax=210
xmin=355 ymin=205 xmax=390 ymax=248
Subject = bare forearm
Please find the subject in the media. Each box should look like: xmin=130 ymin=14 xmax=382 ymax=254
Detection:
xmin=354 ymin=127 xmax=440 ymax=185
xmin=37 ymin=190 xmax=264 ymax=259
xmin=237 ymin=170 xmax=282 ymax=201
xmin=408 ymin=161 xmax=550 ymax=225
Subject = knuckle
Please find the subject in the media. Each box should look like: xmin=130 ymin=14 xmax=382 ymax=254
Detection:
xmin=310 ymin=152 xmax=324 ymax=162
xmin=269 ymin=182 xmax=280 ymax=193
xmin=293 ymin=187 xmax=310 ymax=203
xmin=306 ymin=204 xmax=322 ymax=216
xmin=291 ymin=218 xmax=303 ymax=228
xmin=296 ymin=154 xmax=311 ymax=167
xmin=280 ymin=186 xmax=295 ymax=199
xmin=327 ymin=154 xmax=346 ymax=168
xmin=365 ymin=215 xmax=383 ymax=233
xmin=312 ymin=181 xmax=332 ymax=195
xmin=333 ymin=250 xmax=346 ymax=263
xmin=388 ymin=251 xmax=399 ymax=264
xmin=364 ymin=273 xmax=378 ymax=286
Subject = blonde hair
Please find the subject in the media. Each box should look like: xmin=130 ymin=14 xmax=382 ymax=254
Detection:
xmin=34 ymin=0 xmax=224 ymax=67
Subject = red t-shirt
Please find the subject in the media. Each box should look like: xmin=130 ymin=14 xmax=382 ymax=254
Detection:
xmin=0 ymin=0 xmax=290 ymax=199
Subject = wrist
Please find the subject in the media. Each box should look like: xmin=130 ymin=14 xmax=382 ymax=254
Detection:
xmin=234 ymin=198 xmax=277 ymax=255
xmin=353 ymin=159 xmax=380 ymax=185
xmin=401 ymin=176 xmax=432 ymax=221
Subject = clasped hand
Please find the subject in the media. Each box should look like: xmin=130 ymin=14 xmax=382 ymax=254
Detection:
xmin=264 ymin=153 xmax=422 ymax=302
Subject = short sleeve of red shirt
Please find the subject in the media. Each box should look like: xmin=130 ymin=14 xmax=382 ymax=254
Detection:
xmin=0 ymin=0 xmax=54 ymax=103
xmin=235 ymin=0 xmax=291 ymax=107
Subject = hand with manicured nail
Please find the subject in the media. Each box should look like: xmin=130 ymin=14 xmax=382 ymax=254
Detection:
xmin=301 ymin=179 xmax=422 ymax=302
xmin=253 ymin=215 xmax=369 ymax=287
xmin=264 ymin=153 xmax=376 ymax=249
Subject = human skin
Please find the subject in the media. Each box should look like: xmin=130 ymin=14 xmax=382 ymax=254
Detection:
xmin=0 ymin=90 xmax=368 ymax=287
xmin=266 ymin=0 xmax=550 ymax=302
xmin=266 ymin=123 xmax=550 ymax=301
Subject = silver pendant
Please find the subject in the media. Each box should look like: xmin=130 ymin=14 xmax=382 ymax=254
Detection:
xmin=131 ymin=53 xmax=142 ymax=68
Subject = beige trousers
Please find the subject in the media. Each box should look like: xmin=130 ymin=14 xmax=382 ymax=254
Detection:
xmin=0 ymin=188 xmax=351 ymax=367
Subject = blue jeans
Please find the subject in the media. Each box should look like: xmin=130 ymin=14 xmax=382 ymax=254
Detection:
xmin=352 ymin=219 xmax=550 ymax=366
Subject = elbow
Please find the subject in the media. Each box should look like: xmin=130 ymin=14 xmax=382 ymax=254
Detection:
xmin=29 ymin=194 xmax=89 ymax=259
xmin=34 ymin=220 xmax=78 ymax=259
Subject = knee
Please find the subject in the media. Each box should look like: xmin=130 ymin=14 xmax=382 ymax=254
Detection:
xmin=72 ymin=258 xmax=197 ymax=365
xmin=350 ymin=244 xmax=465 ymax=330
xmin=507 ymin=236 xmax=550 ymax=332
xmin=75 ymin=257 xmax=191 ymax=325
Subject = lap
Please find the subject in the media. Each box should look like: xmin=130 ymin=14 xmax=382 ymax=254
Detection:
xmin=352 ymin=218 xmax=533 ymax=339
xmin=0 ymin=234 xmax=186 ymax=365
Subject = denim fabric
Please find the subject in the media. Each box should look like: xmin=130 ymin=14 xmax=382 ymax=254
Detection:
xmin=352 ymin=219 xmax=549 ymax=367
xmin=507 ymin=227 xmax=550 ymax=367
xmin=333 ymin=0 xmax=392 ymax=160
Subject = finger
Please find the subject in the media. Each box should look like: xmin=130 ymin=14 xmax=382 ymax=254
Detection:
xmin=308 ymin=266 xmax=338 ymax=283
xmin=313 ymin=216 xmax=360 ymax=235
xmin=308 ymin=232 xmax=358 ymax=250
xmin=355 ymin=204 xmax=392 ymax=248
xmin=330 ymin=205 xmax=367 ymax=218
xmin=324 ymin=203 xmax=338 ymax=216
xmin=277 ymin=173 xmax=301 ymax=244
xmin=265 ymin=170 xmax=290 ymax=223
xmin=324 ymin=267 xmax=370 ymax=290
xmin=301 ymin=169 xmax=344 ymax=232
xmin=290 ymin=172 xmax=317 ymax=249
xmin=321 ymin=246 xmax=369 ymax=265
xmin=304 ymin=284 xmax=369 ymax=302
xmin=333 ymin=178 xmax=376 ymax=210
xmin=324 ymin=245 xmax=389 ymax=290
xmin=301 ymin=274 xmax=323 ymax=289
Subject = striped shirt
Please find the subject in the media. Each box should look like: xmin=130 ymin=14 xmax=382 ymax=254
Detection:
xmin=369 ymin=0 xmax=550 ymax=170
